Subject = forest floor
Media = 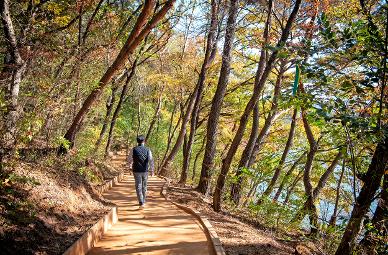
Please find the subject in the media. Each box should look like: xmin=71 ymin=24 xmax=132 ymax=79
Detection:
xmin=0 ymin=152 xmax=124 ymax=255
xmin=167 ymin=184 xmax=323 ymax=255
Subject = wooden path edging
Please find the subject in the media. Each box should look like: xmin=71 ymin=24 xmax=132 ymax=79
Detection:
xmin=96 ymin=172 xmax=124 ymax=195
xmin=63 ymin=172 xmax=124 ymax=255
xmin=62 ymin=206 xmax=118 ymax=255
xmin=159 ymin=178 xmax=226 ymax=255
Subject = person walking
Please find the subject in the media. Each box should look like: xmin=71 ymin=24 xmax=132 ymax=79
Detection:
xmin=131 ymin=135 xmax=154 ymax=208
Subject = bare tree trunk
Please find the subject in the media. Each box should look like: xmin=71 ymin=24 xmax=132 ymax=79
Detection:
xmin=360 ymin=173 xmax=387 ymax=253
xmin=179 ymin=0 xmax=219 ymax=184
xmin=229 ymin=0 xmax=272 ymax=204
xmin=160 ymin=100 xmax=179 ymax=166
xmin=313 ymin=151 xmax=343 ymax=198
xmin=285 ymin=4 xmax=319 ymax=231
xmin=159 ymin=91 xmax=197 ymax=176
xmin=62 ymin=0 xmax=176 ymax=149
xmin=273 ymin=151 xmax=306 ymax=202
xmin=283 ymin=169 xmax=303 ymax=205
xmin=329 ymin=158 xmax=346 ymax=227
xmin=192 ymin=135 xmax=206 ymax=181
xmin=180 ymin=132 xmax=189 ymax=181
xmin=82 ymin=0 xmax=105 ymax=44
xmin=212 ymin=0 xmax=301 ymax=211
xmin=231 ymin=58 xmax=285 ymax=205
xmin=197 ymin=0 xmax=240 ymax=195
xmin=136 ymin=95 xmax=141 ymax=136
xmin=262 ymin=108 xmax=298 ymax=197
xmin=104 ymin=61 xmax=138 ymax=157
xmin=94 ymin=84 xmax=119 ymax=151
xmin=242 ymin=178 xmax=260 ymax=207
xmin=158 ymin=1 xmax=204 ymax=176
xmin=1 ymin=0 xmax=27 ymax=148
xmin=145 ymin=91 xmax=163 ymax=142
xmin=180 ymin=108 xmax=199 ymax=183
xmin=335 ymin=136 xmax=388 ymax=255
xmin=229 ymin=104 xmax=260 ymax=203
xmin=298 ymin=108 xmax=319 ymax=234
xmin=159 ymin=99 xmax=188 ymax=173
xmin=247 ymin=108 xmax=287 ymax=167
xmin=292 ymin=151 xmax=343 ymax=223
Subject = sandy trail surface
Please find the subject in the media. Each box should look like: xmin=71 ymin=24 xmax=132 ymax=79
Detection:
xmin=88 ymin=173 xmax=210 ymax=255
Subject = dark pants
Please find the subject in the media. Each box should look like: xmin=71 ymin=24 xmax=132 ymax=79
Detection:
xmin=133 ymin=172 xmax=148 ymax=205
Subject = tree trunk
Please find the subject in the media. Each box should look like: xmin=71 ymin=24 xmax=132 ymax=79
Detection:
xmin=104 ymin=61 xmax=138 ymax=157
xmin=159 ymin=91 xmax=197 ymax=176
xmin=262 ymin=108 xmax=298 ymax=198
xmin=335 ymin=135 xmax=388 ymax=255
xmin=136 ymin=92 xmax=141 ymax=136
xmin=94 ymin=84 xmax=119 ymax=151
xmin=283 ymin=169 xmax=304 ymax=205
xmin=273 ymin=151 xmax=306 ymax=202
xmin=293 ymin=151 xmax=343 ymax=223
xmin=179 ymin=0 xmax=219 ymax=185
xmin=247 ymin=108 xmax=287 ymax=167
xmin=196 ymin=0 xmax=240 ymax=194
xmin=160 ymin=99 xmax=179 ymax=166
xmin=192 ymin=135 xmax=206 ymax=181
xmin=1 ymin=0 xmax=27 ymax=148
xmin=230 ymin=104 xmax=260 ymax=204
xmin=329 ymin=158 xmax=346 ymax=227
xmin=286 ymin=5 xmax=319 ymax=231
xmin=180 ymin=132 xmax=189 ymax=181
xmin=242 ymin=178 xmax=260 ymax=207
xmin=313 ymin=151 xmax=343 ymax=198
xmin=159 ymin=99 xmax=188 ymax=173
xmin=212 ymin=0 xmax=301 ymax=211
xmin=82 ymin=0 xmax=105 ymax=44
xmin=299 ymin=108 xmax=319 ymax=234
xmin=62 ymin=0 xmax=176 ymax=149
xmin=179 ymin=104 xmax=200 ymax=183
xmin=360 ymin=173 xmax=387 ymax=253
xmin=158 ymin=2 xmax=198 ymax=176
xmin=145 ymin=91 xmax=163 ymax=142
xmin=229 ymin=0 xmax=272 ymax=204
xmin=231 ymin=58 xmax=285 ymax=205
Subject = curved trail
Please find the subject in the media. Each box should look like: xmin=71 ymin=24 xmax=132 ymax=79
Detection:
xmin=88 ymin=164 xmax=210 ymax=255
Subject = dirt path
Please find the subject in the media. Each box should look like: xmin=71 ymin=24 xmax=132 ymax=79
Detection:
xmin=87 ymin=171 xmax=210 ymax=255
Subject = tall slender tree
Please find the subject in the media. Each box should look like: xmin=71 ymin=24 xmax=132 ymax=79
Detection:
xmin=1 ymin=0 xmax=27 ymax=149
xmin=62 ymin=0 xmax=176 ymax=149
xmin=179 ymin=0 xmax=220 ymax=184
xmin=159 ymin=1 xmax=205 ymax=176
xmin=196 ymin=0 xmax=240 ymax=194
xmin=231 ymin=58 xmax=287 ymax=205
xmin=262 ymin=108 xmax=298 ymax=198
xmin=229 ymin=0 xmax=273 ymax=204
xmin=335 ymin=135 xmax=388 ymax=255
xmin=104 ymin=59 xmax=138 ymax=157
xmin=213 ymin=0 xmax=302 ymax=211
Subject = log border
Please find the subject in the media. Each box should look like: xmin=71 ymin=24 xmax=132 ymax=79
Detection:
xmin=62 ymin=207 xmax=118 ymax=255
xmin=63 ymin=172 xmax=124 ymax=255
